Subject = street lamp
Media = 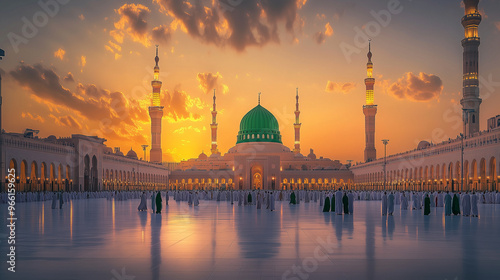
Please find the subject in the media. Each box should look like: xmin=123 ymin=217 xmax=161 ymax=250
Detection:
xmin=141 ymin=145 xmax=149 ymax=161
xmin=382 ymin=139 xmax=389 ymax=190
xmin=461 ymin=108 xmax=474 ymax=192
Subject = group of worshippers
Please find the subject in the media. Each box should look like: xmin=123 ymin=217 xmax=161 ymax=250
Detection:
xmin=137 ymin=191 xmax=170 ymax=214
xmin=380 ymin=190 xmax=481 ymax=217
xmin=320 ymin=188 xmax=354 ymax=215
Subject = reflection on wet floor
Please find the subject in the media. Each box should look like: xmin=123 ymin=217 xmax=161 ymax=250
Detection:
xmin=1 ymin=199 xmax=499 ymax=280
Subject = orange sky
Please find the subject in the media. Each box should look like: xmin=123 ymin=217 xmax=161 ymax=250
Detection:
xmin=1 ymin=0 xmax=500 ymax=163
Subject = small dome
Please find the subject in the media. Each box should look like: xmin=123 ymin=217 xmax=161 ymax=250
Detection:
xmin=103 ymin=147 xmax=113 ymax=154
xmin=126 ymin=148 xmax=138 ymax=159
xmin=307 ymin=149 xmax=316 ymax=160
xmin=294 ymin=153 xmax=304 ymax=158
xmin=198 ymin=151 xmax=208 ymax=160
xmin=115 ymin=150 xmax=124 ymax=156
xmin=417 ymin=141 xmax=431 ymax=150
xmin=47 ymin=135 xmax=57 ymax=141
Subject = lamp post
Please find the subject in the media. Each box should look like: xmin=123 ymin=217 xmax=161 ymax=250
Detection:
xmin=382 ymin=139 xmax=389 ymax=190
xmin=141 ymin=145 xmax=149 ymax=161
xmin=461 ymin=108 xmax=474 ymax=192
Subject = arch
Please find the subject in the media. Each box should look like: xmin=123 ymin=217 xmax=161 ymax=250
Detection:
xmin=49 ymin=163 xmax=56 ymax=191
xmin=9 ymin=159 xmax=18 ymax=178
xmin=471 ymin=159 xmax=478 ymax=181
xmin=30 ymin=161 xmax=38 ymax=192
xmin=84 ymin=155 xmax=90 ymax=192
xmin=251 ymin=165 xmax=263 ymax=189
xmin=66 ymin=165 xmax=71 ymax=180
xmin=91 ymin=155 xmax=98 ymax=191
xmin=480 ymin=158 xmax=486 ymax=191
xmin=489 ymin=157 xmax=497 ymax=191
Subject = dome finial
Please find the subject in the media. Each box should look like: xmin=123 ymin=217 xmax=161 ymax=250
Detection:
xmin=258 ymin=92 xmax=261 ymax=105
xmin=367 ymin=39 xmax=372 ymax=62
xmin=155 ymin=45 xmax=159 ymax=66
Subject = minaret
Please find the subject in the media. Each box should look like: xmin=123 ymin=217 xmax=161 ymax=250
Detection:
xmin=461 ymin=0 xmax=482 ymax=136
xmin=149 ymin=45 xmax=164 ymax=163
xmin=210 ymin=89 xmax=219 ymax=155
xmin=363 ymin=41 xmax=377 ymax=162
xmin=293 ymin=88 xmax=301 ymax=154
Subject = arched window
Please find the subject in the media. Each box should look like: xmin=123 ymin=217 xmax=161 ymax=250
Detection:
xmin=472 ymin=114 xmax=476 ymax=123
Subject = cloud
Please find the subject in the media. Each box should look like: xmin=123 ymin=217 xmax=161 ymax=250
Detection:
xmin=54 ymin=48 xmax=66 ymax=60
xmin=154 ymin=0 xmax=307 ymax=52
xmin=325 ymin=81 xmax=356 ymax=94
xmin=21 ymin=112 xmax=45 ymax=123
xmin=80 ymin=56 xmax=86 ymax=72
xmin=387 ymin=72 xmax=443 ymax=102
xmin=152 ymin=25 xmax=172 ymax=44
xmin=63 ymin=72 xmax=74 ymax=83
xmin=49 ymin=114 xmax=82 ymax=129
xmin=113 ymin=3 xmax=152 ymax=47
xmin=9 ymin=62 xmax=149 ymax=136
xmin=313 ymin=22 xmax=333 ymax=44
xmin=161 ymin=89 xmax=204 ymax=122
xmin=173 ymin=125 xmax=201 ymax=134
xmin=196 ymin=72 xmax=229 ymax=94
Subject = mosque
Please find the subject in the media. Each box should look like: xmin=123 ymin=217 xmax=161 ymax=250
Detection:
xmin=168 ymin=91 xmax=353 ymax=190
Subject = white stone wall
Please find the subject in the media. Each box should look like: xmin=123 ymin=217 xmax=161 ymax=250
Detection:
xmin=351 ymin=129 xmax=500 ymax=191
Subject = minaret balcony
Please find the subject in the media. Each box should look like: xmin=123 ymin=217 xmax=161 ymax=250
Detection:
xmin=461 ymin=37 xmax=480 ymax=46
xmin=461 ymin=13 xmax=481 ymax=26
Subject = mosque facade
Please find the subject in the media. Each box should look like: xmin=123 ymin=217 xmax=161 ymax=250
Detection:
xmin=169 ymin=93 xmax=353 ymax=191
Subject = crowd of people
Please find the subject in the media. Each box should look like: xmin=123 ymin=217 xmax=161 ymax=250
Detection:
xmin=2 ymin=189 xmax=499 ymax=217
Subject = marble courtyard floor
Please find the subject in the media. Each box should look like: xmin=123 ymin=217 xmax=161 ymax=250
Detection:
xmin=1 ymin=198 xmax=499 ymax=280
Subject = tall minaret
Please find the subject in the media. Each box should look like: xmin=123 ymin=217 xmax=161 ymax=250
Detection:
xmin=461 ymin=0 xmax=482 ymax=136
xmin=293 ymin=88 xmax=301 ymax=154
xmin=210 ymin=89 xmax=219 ymax=155
xmin=149 ymin=45 xmax=164 ymax=163
xmin=363 ymin=41 xmax=377 ymax=162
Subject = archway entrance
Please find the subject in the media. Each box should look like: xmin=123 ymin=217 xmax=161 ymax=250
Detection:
xmin=84 ymin=155 xmax=90 ymax=191
xmin=251 ymin=165 xmax=263 ymax=190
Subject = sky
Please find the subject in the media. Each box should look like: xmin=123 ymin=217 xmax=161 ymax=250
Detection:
xmin=1 ymin=0 xmax=499 ymax=163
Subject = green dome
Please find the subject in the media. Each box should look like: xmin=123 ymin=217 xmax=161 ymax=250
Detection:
xmin=237 ymin=105 xmax=282 ymax=144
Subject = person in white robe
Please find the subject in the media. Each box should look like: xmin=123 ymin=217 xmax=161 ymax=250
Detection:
xmin=347 ymin=192 xmax=354 ymax=215
xmin=444 ymin=192 xmax=452 ymax=216
xmin=471 ymin=192 xmax=478 ymax=217
xmin=188 ymin=192 xmax=193 ymax=206
xmin=381 ymin=192 xmax=388 ymax=216
xmin=194 ymin=192 xmax=200 ymax=206
xmin=52 ymin=193 xmax=57 ymax=209
xmin=257 ymin=193 xmax=262 ymax=209
xmin=335 ymin=189 xmax=343 ymax=215
xmin=138 ymin=192 xmax=148 ymax=211
xmin=270 ymin=192 xmax=276 ymax=211
xmin=462 ymin=192 xmax=471 ymax=216
xmin=401 ymin=193 xmax=408 ymax=210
